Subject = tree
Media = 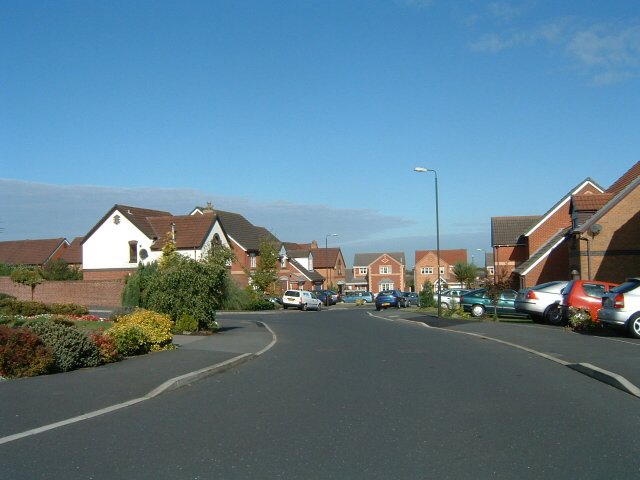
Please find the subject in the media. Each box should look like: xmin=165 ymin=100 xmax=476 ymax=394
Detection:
xmin=41 ymin=259 xmax=82 ymax=281
xmin=452 ymin=262 xmax=477 ymax=289
xmin=10 ymin=267 xmax=43 ymax=300
xmin=249 ymin=238 xmax=279 ymax=294
xmin=419 ymin=280 xmax=436 ymax=308
xmin=480 ymin=269 xmax=513 ymax=321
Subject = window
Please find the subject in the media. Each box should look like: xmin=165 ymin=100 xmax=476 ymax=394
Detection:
xmin=380 ymin=282 xmax=394 ymax=290
xmin=281 ymin=257 xmax=286 ymax=269
xmin=380 ymin=265 xmax=391 ymax=274
xmin=357 ymin=267 xmax=368 ymax=275
xmin=421 ymin=267 xmax=433 ymax=275
xmin=487 ymin=266 xmax=495 ymax=275
xmin=129 ymin=241 xmax=138 ymax=263
xmin=250 ymin=253 xmax=256 ymax=268
xmin=440 ymin=266 xmax=445 ymax=275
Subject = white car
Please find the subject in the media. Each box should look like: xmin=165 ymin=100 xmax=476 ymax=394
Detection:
xmin=282 ymin=290 xmax=322 ymax=311
xmin=433 ymin=289 xmax=470 ymax=310
xmin=598 ymin=278 xmax=640 ymax=338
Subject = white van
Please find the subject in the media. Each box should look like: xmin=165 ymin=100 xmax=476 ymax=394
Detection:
xmin=282 ymin=290 xmax=322 ymax=311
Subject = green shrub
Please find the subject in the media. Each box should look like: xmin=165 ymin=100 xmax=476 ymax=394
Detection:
xmin=40 ymin=260 xmax=82 ymax=281
xmin=175 ymin=312 xmax=199 ymax=333
xmin=50 ymin=303 xmax=89 ymax=316
xmin=0 ymin=325 xmax=54 ymax=378
xmin=0 ymin=292 xmax=16 ymax=301
xmin=89 ymin=332 xmax=121 ymax=363
xmin=246 ymin=298 xmax=277 ymax=311
xmin=419 ymin=281 xmax=436 ymax=308
xmin=0 ymin=299 xmax=48 ymax=316
xmin=27 ymin=320 xmax=101 ymax=372
xmin=107 ymin=309 xmax=174 ymax=354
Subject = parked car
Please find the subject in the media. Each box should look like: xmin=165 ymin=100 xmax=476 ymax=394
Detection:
xmin=434 ymin=288 xmax=470 ymax=310
xmin=315 ymin=290 xmax=338 ymax=305
xmin=402 ymin=292 xmax=420 ymax=307
xmin=281 ymin=290 xmax=322 ymax=311
xmin=598 ymin=278 xmax=640 ymax=338
xmin=560 ymin=280 xmax=618 ymax=322
xmin=460 ymin=288 xmax=527 ymax=318
xmin=375 ymin=290 xmax=407 ymax=310
xmin=514 ymin=281 xmax=568 ymax=324
xmin=342 ymin=291 xmax=374 ymax=303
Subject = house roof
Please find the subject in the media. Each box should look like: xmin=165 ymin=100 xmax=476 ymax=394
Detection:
xmin=59 ymin=237 xmax=83 ymax=264
xmin=491 ymin=216 xmax=541 ymax=246
xmin=216 ymin=210 xmax=279 ymax=251
xmin=578 ymin=175 xmax=640 ymax=234
xmin=354 ymin=252 xmax=405 ymax=266
xmin=149 ymin=215 xmax=216 ymax=250
xmin=415 ymin=249 xmax=467 ymax=265
xmin=0 ymin=238 xmax=68 ymax=266
xmin=607 ymin=160 xmax=640 ymax=196
xmin=310 ymin=247 xmax=341 ymax=268
xmin=289 ymin=258 xmax=324 ymax=282
xmin=345 ymin=269 xmax=368 ymax=285
xmin=572 ymin=193 xmax=613 ymax=212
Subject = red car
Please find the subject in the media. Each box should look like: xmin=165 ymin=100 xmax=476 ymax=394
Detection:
xmin=560 ymin=279 xmax=619 ymax=322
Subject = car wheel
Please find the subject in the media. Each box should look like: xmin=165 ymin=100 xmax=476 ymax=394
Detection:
xmin=301 ymin=303 xmax=307 ymax=311
xmin=283 ymin=305 xmax=288 ymax=310
xmin=440 ymin=302 xmax=449 ymax=310
xmin=471 ymin=304 xmax=485 ymax=318
xmin=316 ymin=302 xmax=322 ymax=311
xmin=544 ymin=305 xmax=563 ymax=325
xmin=629 ymin=314 xmax=640 ymax=339
xmin=376 ymin=305 xmax=381 ymax=311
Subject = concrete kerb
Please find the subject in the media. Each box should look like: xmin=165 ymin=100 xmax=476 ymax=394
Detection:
xmin=370 ymin=311 xmax=640 ymax=400
xmin=0 ymin=321 xmax=278 ymax=446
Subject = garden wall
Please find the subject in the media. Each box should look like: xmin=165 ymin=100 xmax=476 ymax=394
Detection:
xmin=0 ymin=277 xmax=124 ymax=307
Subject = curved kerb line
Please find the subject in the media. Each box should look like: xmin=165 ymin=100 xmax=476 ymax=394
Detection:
xmin=0 ymin=321 xmax=278 ymax=446
xmin=369 ymin=311 xmax=640 ymax=399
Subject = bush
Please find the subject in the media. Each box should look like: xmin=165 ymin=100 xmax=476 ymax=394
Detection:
xmin=107 ymin=309 xmax=174 ymax=354
xmin=419 ymin=281 xmax=436 ymax=309
xmin=50 ymin=303 xmax=89 ymax=316
xmin=175 ymin=312 xmax=199 ymax=333
xmin=0 ymin=292 xmax=16 ymax=301
xmin=0 ymin=325 xmax=54 ymax=378
xmin=567 ymin=307 xmax=598 ymax=332
xmin=246 ymin=297 xmax=277 ymax=311
xmin=27 ymin=320 xmax=101 ymax=372
xmin=0 ymin=299 xmax=48 ymax=316
xmin=89 ymin=332 xmax=121 ymax=363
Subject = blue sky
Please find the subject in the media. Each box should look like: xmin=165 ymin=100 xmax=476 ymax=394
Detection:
xmin=1 ymin=0 xmax=639 ymax=267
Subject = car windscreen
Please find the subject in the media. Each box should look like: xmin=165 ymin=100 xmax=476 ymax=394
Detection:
xmin=610 ymin=280 xmax=640 ymax=293
xmin=284 ymin=291 xmax=300 ymax=297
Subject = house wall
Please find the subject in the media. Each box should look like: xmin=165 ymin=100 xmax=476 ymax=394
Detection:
xmin=493 ymin=245 xmax=528 ymax=279
xmin=83 ymin=208 xmax=155 ymax=271
xmin=0 ymin=277 xmax=123 ymax=308
xmin=521 ymin=243 xmax=571 ymax=288
xmin=527 ymin=183 xmax=601 ymax=255
xmin=368 ymin=254 xmax=404 ymax=294
xmin=570 ymin=185 xmax=640 ymax=283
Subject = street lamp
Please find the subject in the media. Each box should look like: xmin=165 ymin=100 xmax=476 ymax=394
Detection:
xmin=414 ymin=167 xmax=441 ymax=318
xmin=325 ymin=233 xmax=338 ymax=291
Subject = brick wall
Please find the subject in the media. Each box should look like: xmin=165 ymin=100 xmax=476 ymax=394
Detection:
xmin=0 ymin=277 xmax=124 ymax=308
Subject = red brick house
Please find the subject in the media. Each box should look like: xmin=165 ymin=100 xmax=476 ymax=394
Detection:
xmin=351 ymin=252 xmax=406 ymax=294
xmin=567 ymin=161 xmax=640 ymax=283
xmin=491 ymin=178 xmax=604 ymax=288
xmin=414 ymin=249 xmax=468 ymax=291
xmin=0 ymin=238 xmax=70 ymax=268
xmin=278 ymin=242 xmax=325 ymax=291
xmin=493 ymin=161 xmax=639 ymax=288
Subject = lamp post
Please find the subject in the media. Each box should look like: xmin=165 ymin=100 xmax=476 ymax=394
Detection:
xmin=414 ymin=167 xmax=441 ymax=318
xmin=325 ymin=233 xmax=338 ymax=291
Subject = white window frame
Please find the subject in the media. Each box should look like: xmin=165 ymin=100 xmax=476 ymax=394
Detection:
xmin=421 ymin=267 xmax=433 ymax=275
xmin=379 ymin=265 xmax=391 ymax=274
xmin=440 ymin=266 xmax=445 ymax=275
xmin=358 ymin=267 xmax=368 ymax=275
xmin=380 ymin=282 xmax=394 ymax=291
xmin=250 ymin=253 xmax=257 ymax=269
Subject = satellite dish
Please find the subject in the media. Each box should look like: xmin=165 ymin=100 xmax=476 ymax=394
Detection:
xmin=139 ymin=248 xmax=149 ymax=260
xmin=590 ymin=224 xmax=602 ymax=236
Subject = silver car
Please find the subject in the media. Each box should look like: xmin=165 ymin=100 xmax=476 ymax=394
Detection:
xmin=434 ymin=289 xmax=470 ymax=310
xmin=598 ymin=278 xmax=640 ymax=338
xmin=514 ymin=281 xmax=568 ymax=324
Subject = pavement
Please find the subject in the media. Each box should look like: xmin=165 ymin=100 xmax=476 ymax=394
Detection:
xmin=0 ymin=316 xmax=276 ymax=444
xmin=1 ymin=308 xmax=639 ymax=445
xmin=402 ymin=311 xmax=640 ymax=399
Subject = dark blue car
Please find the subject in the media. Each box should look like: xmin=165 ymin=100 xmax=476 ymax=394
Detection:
xmin=375 ymin=290 xmax=406 ymax=310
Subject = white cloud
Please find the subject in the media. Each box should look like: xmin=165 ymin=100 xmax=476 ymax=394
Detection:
xmin=470 ymin=17 xmax=640 ymax=85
